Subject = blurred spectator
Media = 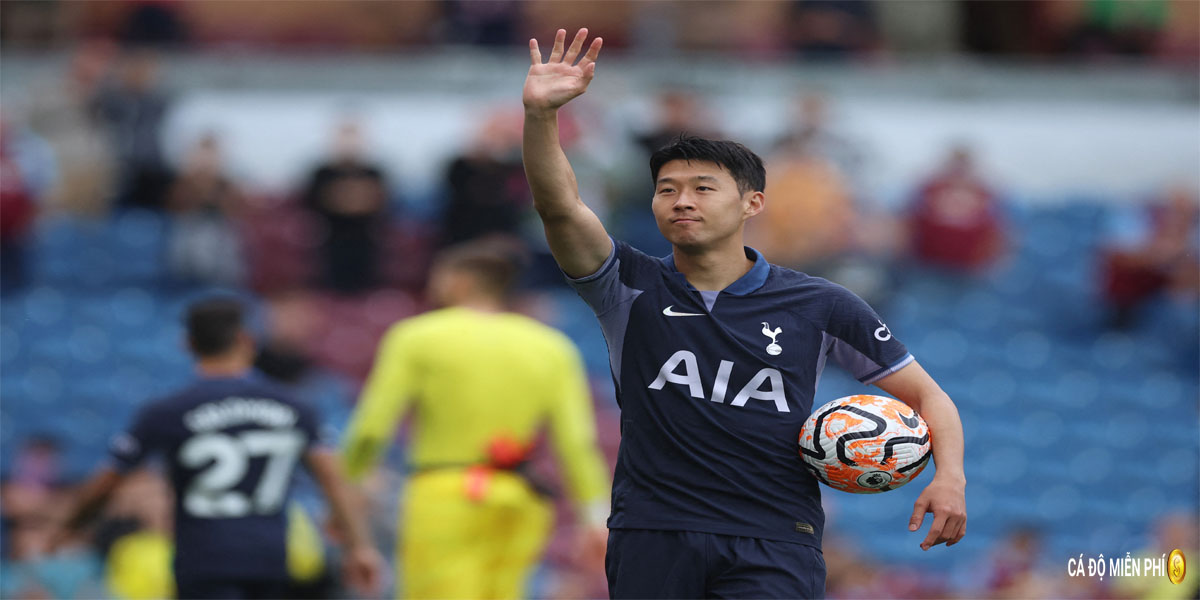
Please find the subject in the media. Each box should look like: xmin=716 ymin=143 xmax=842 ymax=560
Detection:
xmin=632 ymin=90 xmax=720 ymax=157
xmin=439 ymin=109 xmax=531 ymax=247
xmin=302 ymin=119 xmax=392 ymax=294
xmin=787 ymin=0 xmax=881 ymax=59
xmin=254 ymin=291 xmax=319 ymax=385
xmin=773 ymin=92 xmax=865 ymax=190
xmin=906 ymin=144 xmax=1006 ymax=273
xmin=0 ymin=515 xmax=103 ymax=600
xmin=0 ymin=436 xmax=102 ymax=600
xmin=437 ymin=0 xmax=521 ymax=46
xmin=1100 ymin=185 xmax=1199 ymax=329
xmin=0 ymin=121 xmax=45 ymax=294
xmin=118 ymin=1 xmax=190 ymax=47
xmin=22 ymin=40 xmax=118 ymax=216
xmin=748 ymin=128 xmax=856 ymax=271
xmin=7 ymin=436 xmax=62 ymax=492
xmin=822 ymin=537 xmax=938 ymax=598
xmin=1064 ymin=0 xmax=1169 ymax=57
xmin=982 ymin=526 xmax=1059 ymax=598
xmin=164 ymin=132 xmax=245 ymax=286
xmin=95 ymin=49 xmax=173 ymax=210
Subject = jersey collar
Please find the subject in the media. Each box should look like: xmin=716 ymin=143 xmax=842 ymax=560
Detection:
xmin=662 ymin=246 xmax=770 ymax=296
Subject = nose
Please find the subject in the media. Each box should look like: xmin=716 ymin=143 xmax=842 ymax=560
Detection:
xmin=673 ymin=190 xmax=697 ymax=211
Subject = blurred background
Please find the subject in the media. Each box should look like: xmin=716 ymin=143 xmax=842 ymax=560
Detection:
xmin=0 ymin=1 xmax=1197 ymax=598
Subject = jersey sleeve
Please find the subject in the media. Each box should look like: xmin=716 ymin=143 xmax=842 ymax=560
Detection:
xmin=108 ymin=404 xmax=159 ymax=473
xmin=564 ymin=238 xmax=650 ymax=317
xmin=824 ymin=287 xmax=914 ymax=384
xmin=292 ymin=399 xmax=328 ymax=451
xmin=545 ymin=336 xmax=610 ymax=525
xmin=341 ymin=322 xmax=418 ymax=481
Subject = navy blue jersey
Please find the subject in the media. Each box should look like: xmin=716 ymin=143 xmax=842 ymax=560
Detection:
xmin=567 ymin=240 xmax=913 ymax=548
xmin=108 ymin=372 xmax=323 ymax=580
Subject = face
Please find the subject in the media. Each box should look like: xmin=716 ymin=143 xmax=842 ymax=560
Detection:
xmin=652 ymin=159 xmax=763 ymax=251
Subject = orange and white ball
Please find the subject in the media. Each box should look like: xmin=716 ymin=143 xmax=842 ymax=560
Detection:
xmin=799 ymin=395 xmax=932 ymax=494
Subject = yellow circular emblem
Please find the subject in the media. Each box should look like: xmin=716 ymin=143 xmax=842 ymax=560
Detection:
xmin=1168 ymin=549 xmax=1186 ymax=585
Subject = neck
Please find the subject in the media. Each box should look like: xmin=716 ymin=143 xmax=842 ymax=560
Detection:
xmin=672 ymin=237 xmax=754 ymax=292
xmin=453 ymin=296 xmax=507 ymax=313
xmin=196 ymin=354 xmax=251 ymax=378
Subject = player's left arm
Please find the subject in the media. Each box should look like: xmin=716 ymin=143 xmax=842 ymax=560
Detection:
xmin=49 ymin=467 xmax=126 ymax=551
xmin=52 ymin=405 xmax=159 ymax=550
xmin=874 ymin=360 xmax=967 ymax=551
xmin=305 ymin=448 xmax=385 ymax=598
xmin=545 ymin=338 xmax=611 ymax=570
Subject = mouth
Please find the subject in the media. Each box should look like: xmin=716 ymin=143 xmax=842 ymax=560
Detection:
xmin=671 ymin=217 xmax=701 ymax=224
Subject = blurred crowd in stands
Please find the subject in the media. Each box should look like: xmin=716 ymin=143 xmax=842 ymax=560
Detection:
xmin=2 ymin=0 xmax=1199 ymax=63
xmin=1 ymin=3 xmax=1198 ymax=599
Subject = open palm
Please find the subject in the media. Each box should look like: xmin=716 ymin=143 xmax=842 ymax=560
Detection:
xmin=524 ymin=28 xmax=603 ymax=112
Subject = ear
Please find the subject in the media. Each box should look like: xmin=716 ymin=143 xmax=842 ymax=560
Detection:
xmin=743 ymin=191 xmax=765 ymax=219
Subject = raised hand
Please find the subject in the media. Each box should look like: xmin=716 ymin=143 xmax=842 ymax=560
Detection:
xmin=524 ymin=28 xmax=603 ymax=113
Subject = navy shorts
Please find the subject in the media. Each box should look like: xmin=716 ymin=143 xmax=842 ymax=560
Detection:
xmin=606 ymin=529 xmax=826 ymax=599
xmin=173 ymin=573 xmax=291 ymax=600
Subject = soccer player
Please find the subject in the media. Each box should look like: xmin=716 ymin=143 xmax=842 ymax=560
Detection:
xmin=522 ymin=28 xmax=968 ymax=598
xmin=52 ymin=297 xmax=383 ymax=599
xmin=341 ymin=239 xmax=611 ymax=599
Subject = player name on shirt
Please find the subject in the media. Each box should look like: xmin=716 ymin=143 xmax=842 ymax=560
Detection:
xmin=183 ymin=397 xmax=300 ymax=432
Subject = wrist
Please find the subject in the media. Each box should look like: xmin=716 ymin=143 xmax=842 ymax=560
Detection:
xmin=932 ymin=470 xmax=966 ymax=487
xmin=524 ymin=106 xmax=558 ymax=120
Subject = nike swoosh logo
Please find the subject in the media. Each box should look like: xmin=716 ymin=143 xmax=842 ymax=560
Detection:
xmin=662 ymin=305 xmax=704 ymax=317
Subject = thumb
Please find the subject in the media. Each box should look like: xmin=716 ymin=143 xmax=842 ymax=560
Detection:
xmin=909 ymin=498 xmax=928 ymax=531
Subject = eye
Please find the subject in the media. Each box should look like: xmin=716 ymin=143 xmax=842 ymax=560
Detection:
xmin=697 ymin=186 xmax=715 ymax=192
xmin=657 ymin=187 xmax=675 ymax=194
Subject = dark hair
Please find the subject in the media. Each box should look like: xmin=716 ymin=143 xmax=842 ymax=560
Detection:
xmin=433 ymin=236 xmax=528 ymax=297
xmin=185 ymin=297 xmax=245 ymax=357
xmin=649 ymin=135 xmax=766 ymax=195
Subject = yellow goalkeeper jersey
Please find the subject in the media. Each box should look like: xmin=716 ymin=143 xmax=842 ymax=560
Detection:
xmin=342 ymin=306 xmax=609 ymax=516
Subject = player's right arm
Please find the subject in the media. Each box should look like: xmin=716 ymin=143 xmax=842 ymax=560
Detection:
xmin=523 ymin=28 xmax=612 ymax=278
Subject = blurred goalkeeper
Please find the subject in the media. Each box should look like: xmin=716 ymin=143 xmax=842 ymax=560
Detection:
xmin=342 ymin=238 xmax=611 ymax=599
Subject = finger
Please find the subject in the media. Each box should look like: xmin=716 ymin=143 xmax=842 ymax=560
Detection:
xmin=909 ymin=498 xmax=929 ymax=531
xmin=947 ymin=524 xmax=967 ymax=547
xmin=938 ymin=515 xmax=962 ymax=545
xmin=548 ymin=28 xmax=567 ymax=62
xmin=365 ymin=564 xmax=381 ymax=595
xmin=583 ymin=61 xmax=596 ymax=82
xmin=921 ymin=512 xmax=949 ymax=550
xmin=563 ymin=28 xmax=588 ymax=64
xmin=529 ymin=38 xmax=542 ymax=65
xmin=578 ymin=37 xmax=604 ymax=67
xmin=946 ymin=518 xmax=967 ymax=546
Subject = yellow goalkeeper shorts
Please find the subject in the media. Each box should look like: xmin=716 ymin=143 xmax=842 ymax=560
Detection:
xmin=399 ymin=467 xmax=553 ymax=599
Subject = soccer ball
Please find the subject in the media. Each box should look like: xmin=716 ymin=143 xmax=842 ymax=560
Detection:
xmin=799 ymin=395 xmax=931 ymax=494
